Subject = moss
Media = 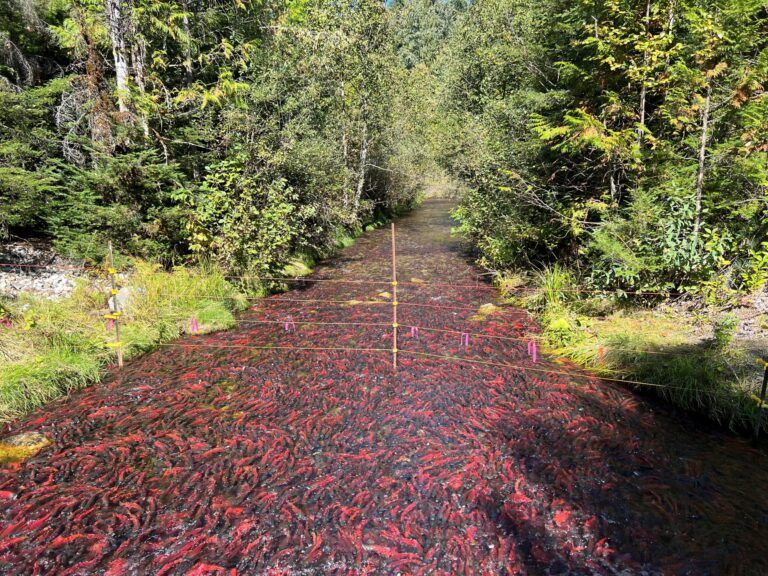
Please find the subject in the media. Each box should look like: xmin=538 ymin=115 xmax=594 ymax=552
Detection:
xmin=0 ymin=433 xmax=51 ymax=465
xmin=282 ymin=255 xmax=314 ymax=277
xmin=469 ymin=303 xmax=500 ymax=321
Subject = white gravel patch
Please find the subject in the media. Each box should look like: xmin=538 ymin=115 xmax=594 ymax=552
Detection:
xmin=0 ymin=241 xmax=87 ymax=300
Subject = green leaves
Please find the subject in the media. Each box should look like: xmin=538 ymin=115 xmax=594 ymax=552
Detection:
xmin=183 ymin=153 xmax=304 ymax=270
xmin=446 ymin=0 xmax=768 ymax=294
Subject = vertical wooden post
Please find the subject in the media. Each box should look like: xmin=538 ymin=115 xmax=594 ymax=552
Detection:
xmin=754 ymin=363 xmax=768 ymax=441
xmin=108 ymin=241 xmax=124 ymax=368
xmin=391 ymin=223 xmax=398 ymax=371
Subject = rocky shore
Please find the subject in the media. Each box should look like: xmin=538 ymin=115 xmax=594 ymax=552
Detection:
xmin=0 ymin=241 xmax=85 ymax=300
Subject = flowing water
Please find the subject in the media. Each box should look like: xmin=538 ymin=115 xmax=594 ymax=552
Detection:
xmin=1 ymin=200 xmax=767 ymax=575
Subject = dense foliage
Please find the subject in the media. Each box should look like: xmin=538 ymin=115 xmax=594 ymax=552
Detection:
xmin=3 ymin=0 xmax=766 ymax=293
xmin=0 ymin=0 xmax=428 ymax=270
xmin=442 ymin=0 xmax=768 ymax=294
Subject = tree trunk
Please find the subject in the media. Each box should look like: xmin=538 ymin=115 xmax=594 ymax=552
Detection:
xmin=354 ymin=123 xmax=368 ymax=214
xmin=105 ymin=0 xmax=131 ymax=114
xmin=665 ymin=0 xmax=676 ymax=68
xmin=693 ymin=82 xmax=711 ymax=241
xmin=637 ymin=0 xmax=651 ymax=144
xmin=638 ymin=84 xmax=647 ymax=140
xmin=72 ymin=4 xmax=114 ymax=157
xmin=130 ymin=33 xmax=149 ymax=136
xmin=182 ymin=0 xmax=194 ymax=86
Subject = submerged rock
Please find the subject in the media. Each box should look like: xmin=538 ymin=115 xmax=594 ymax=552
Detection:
xmin=469 ymin=302 xmax=500 ymax=321
xmin=0 ymin=432 xmax=51 ymax=464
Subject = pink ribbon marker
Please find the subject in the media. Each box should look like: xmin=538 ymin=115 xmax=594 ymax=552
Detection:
xmin=190 ymin=316 xmax=199 ymax=334
xmin=527 ymin=340 xmax=538 ymax=363
xmin=106 ymin=319 xmax=115 ymax=331
xmin=460 ymin=333 xmax=469 ymax=347
xmin=410 ymin=326 xmax=419 ymax=339
xmin=284 ymin=317 xmax=296 ymax=332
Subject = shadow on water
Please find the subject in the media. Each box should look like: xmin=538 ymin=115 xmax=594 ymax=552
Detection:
xmin=0 ymin=200 xmax=767 ymax=575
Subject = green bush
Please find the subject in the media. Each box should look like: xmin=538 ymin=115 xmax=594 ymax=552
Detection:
xmin=0 ymin=78 xmax=70 ymax=236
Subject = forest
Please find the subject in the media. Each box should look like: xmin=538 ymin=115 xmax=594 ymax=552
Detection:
xmin=1 ymin=0 xmax=768 ymax=428
xmin=2 ymin=0 xmax=767 ymax=293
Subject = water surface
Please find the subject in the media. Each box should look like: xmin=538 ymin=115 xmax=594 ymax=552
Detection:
xmin=1 ymin=200 xmax=767 ymax=575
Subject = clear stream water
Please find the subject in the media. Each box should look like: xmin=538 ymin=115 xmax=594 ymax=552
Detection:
xmin=1 ymin=200 xmax=767 ymax=575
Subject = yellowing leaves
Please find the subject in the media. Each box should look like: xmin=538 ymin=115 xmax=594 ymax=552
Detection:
xmin=706 ymin=61 xmax=729 ymax=79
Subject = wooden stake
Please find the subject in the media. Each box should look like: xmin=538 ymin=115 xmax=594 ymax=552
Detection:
xmin=108 ymin=241 xmax=123 ymax=368
xmin=391 ymin=223 xmax=398 ymax=371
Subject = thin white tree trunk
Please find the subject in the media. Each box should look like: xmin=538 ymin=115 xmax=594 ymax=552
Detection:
xmin=182 ymin=1 xmax=194 ymax=85
xmin=131 ymin=35 xmax=149 ymax=136
xmin=354 ymin=123 xmax=368 ymax=214
xmin=693 ymin=83 xmax=711 ymax=240
xmin=105 ymin=0 xmax=130 ymax=114
xmin=637 ymin=0 xmax=651 ymax=143
xmin=666 ymin=0 xmax=676 ymax=68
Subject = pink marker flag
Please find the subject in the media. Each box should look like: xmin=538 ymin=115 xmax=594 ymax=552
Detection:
xmin=532 ymin=340 xmax=538 ymax=363
xmin=410 ymin=326 xmax=419 ymax=339
xmin=284 ymin=316 xmax=296 ymax=332
xmin=106 ymin=319 xmax=115 ymax=331
xmin=460 ymin=333 xmax=469 ymax=347
xmin=190 ymin=316 xmax=199 ymax=334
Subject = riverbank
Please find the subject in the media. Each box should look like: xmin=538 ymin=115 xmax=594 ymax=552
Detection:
xmin=497 ymin=267 xmax=768 ymax=436
xmin=0 ymin=215 xmax=400 ymax=426
xmin=0 ymin=262 xmax=247 ymax=425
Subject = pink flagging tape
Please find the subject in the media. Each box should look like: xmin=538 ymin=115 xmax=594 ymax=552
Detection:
xmin=190 ymin=316 xmax=199 ymax=334
xmin=410 ymin=326 xmax=419 ymax=339
xmin=284 ymin=316 xmax=296 ymax=332
xmin=527 ymin=340 xmax=537 ymax=363
xmin=460 ymin=332 xmax=470 ymax=347
xmin=106 ymin=319 xmax=115 ymax=331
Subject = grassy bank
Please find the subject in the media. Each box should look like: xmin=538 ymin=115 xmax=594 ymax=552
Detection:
xmin=0 ymin=262 xmax=248 ymax=425
xmin=498 ymin=267 xmax=767 ymax=435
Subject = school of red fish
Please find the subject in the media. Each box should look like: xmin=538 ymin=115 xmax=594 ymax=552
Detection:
xmin=1 ymin=200 xmax=768 ymax=575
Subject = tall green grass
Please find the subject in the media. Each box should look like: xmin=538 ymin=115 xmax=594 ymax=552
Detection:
xmin=0 ymin=262 xmax=247 ymax=424
xmin=500 ymin=266 xmax=765 ymax=435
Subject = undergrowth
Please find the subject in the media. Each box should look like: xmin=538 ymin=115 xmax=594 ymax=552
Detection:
xmin=499 ymin=266 xmax=766 ymax=435
xmin=0 ymin=262 xmax=247 ymax=425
